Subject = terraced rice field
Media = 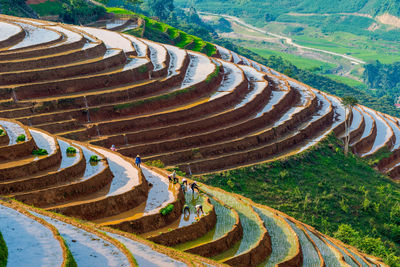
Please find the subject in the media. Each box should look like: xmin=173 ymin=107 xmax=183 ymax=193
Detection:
xmin=0 ymin=14 xmax=392 ymax=266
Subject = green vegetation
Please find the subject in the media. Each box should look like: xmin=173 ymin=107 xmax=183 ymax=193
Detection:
xmin=0 ymin=129 xmax=5 ymax=136
xmin=62 ymin=237 xmax=77 ymax=267
xmin=145 ymin=159 xmax=165 ymax=168
xmin=66 ymin=147 xmax=77 ymax=154
xmin=0 ymin=231 xmax=7 ymax=267
xmin=160 ymin=204 xmax=174 ymax=216
xmin=323 ymin=74 xmax=366 ymax=89
xmin=16 ymin=134 xmax=25 ymax=143
xmin=0 ymin=0 xmax=37 ymax=18
xmin=28 ymin=0 xmax=106 ymax=25
xmin=175 ymin=0 xmax=400 ymax=24
xmin=32 ymin=148 xmax=48 ymax=156
xmin=364 ymin=60 xmax=400 ymax=102
xmin=247 ymin=47 xmax=336 ymax=73
xmin=29 ymin=0 xmax=63 ymax=16
xmin=198 ymin=134 xmax=400 ymax=265
xmin=89 ymin=155 xmax=100 ymax=162
xmin=106 ymin=7 xmax=217 ymax=56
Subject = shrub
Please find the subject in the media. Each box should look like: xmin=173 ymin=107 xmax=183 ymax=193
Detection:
xmin=89 ymin=155 xmax=100 ymax=162
xmin=160 ymin=204 xmax=174 ymax=216
xmin=16 ymin=134 xmax=25 ymax=142
xmin=66 ymin=147 xmax=77 ymax=154
xmin=0 ymin=129 xmax=5 ymax=136
xmin=32 ymin=148 xmax=48 ymax=155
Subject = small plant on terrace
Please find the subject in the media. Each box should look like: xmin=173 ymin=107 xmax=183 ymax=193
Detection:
xmin=160 ymin=204 xmax=174 ymax=216
xmin=16 ymin=134 xmax=25 ymax=143
xmin=89 ymin=155 xmax=100 ymax=162
xmin=66 ymin=147 xmax=77 ymax=154
xmin=32 ymin=148 xmax=48 ymax=156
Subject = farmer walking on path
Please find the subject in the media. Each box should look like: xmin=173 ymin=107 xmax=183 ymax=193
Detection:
xmin=135 ymin=154 xmax=141 ymax=168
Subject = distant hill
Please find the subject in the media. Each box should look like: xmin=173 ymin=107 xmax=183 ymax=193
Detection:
xmin=178 ymin=0 xmax=400 ymax=18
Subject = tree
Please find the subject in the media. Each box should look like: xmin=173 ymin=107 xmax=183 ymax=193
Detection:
xmin=341 ymin=96 xmax=358 ymax=155
xmin=147 ymin=0 xmax=174 ymax=20
xmin=124 ymin=0 xmax=143 ymax=11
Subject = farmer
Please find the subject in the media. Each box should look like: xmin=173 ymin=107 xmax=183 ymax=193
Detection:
xmin=171 ymin=170 xmax=178 ymax=183
xmin=183 ymin=204 xmax=190 ymax=215
xmin=180 ymin=182 xmax=186 ymax=194
xmin=190 ymin=181 xmax=199 ymax=193
xmin=195 ymin=204 xmax=204 ymax=216
xmin=110 ymin=144 xmax=116 ymax=151
xmin=135 ymin=154 xmax=141 ymax=168
xmin=182 ymin=178 xmax=188 ymax=186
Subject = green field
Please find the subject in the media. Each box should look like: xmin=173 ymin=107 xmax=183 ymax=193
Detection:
xmin=247 ymin=46 xmax=336 ymax=73
xmin=323 ymin=74 xmax=366 ymax=89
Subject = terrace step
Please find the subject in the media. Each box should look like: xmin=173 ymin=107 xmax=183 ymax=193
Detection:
xmin=322 ymin=235 xmax=359 ymax=267
xmin=250 ymin=204 xmax=302 ymax=266
xmin=46 ymin=146 xmax=148 ymax=221
xmin=0 ymin=128 xmax=60 ymax=182
xmin=0 ymin=119 xmax=35 ymax=161
xmin=141 ymin=39 xmax=169 ymax=77
xmin=139 ymin=75 xmax=299 ymax=165
xmin=216 ymin=44 xmax=233 ymax=62
xmin=0 ymin=41 xmax=107 ymax=73
xmin=0 ymin=19 xmax=86 ymax=61
xmin=200 ymin=185 xmax=270 ymax=266
xmin=31 ymin=211 xmax=132 ymax=267
xmin=175 ymin=89 xmax=333 ymax=174
xmin=90 ymin=58 xmax=246 ymax=148
xmin=351 ymin=107 xmax=377 ymax=154
xmin=359 ymin=108 xmax=393 ymax=157
xmin=74 ymin=26 xmax=136 ymax=55
xmin=302 ymin=225 xmax=347 ymax=266
xmin=122 ymin=33 xmax=149 ymax=57
xmin=0 ymin=48 xmax=126 ymax=85
xmin=284 ymin=218 xmax=322 ymax=266
xmin=0 ymin=201 xmax=64 ymax=267
xmin=94 ymin=166 xmax=183 ymax=235
xmin=345 ymin=106 xmax=365 ymax=143
xmin=0 ymin=20 xmax=25 ymax=49
xmin=12 ymin=143 xmax=112 ymax=207
xmin=1 ymin=56 xmax=150 ymax=101
xmin=174 ymin=194 xmax=243 ymax=258
xmin=142 ymin=192 xmax=216 ymax=247
xmin=35 ymin=119 xmax=82 ymax=134
xmin=2 ymin=21 xmax=63 ymax=52
xmin=0 ymin=139 xmax=84 ymax=194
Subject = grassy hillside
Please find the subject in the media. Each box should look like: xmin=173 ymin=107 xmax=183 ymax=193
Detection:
xmin=197 ymin=134 xmax=400 ymax=266
xmin=106 ymin=7 xmax=217 ymax=56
